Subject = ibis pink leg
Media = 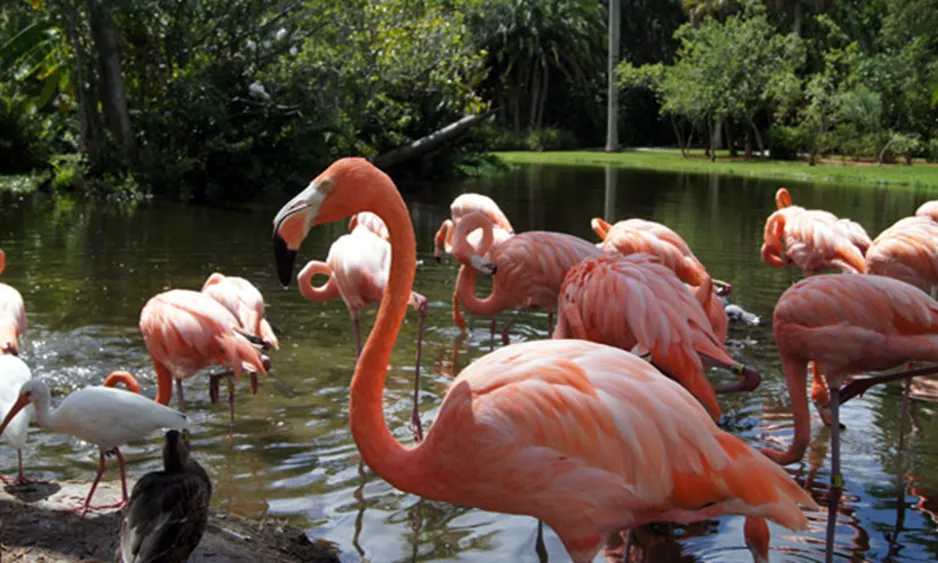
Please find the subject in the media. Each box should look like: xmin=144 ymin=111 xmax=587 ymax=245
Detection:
xmin=0 ymin=450 xmax=48 ymax=485
xmin=70 ymin=448 xmax=128 ymax=517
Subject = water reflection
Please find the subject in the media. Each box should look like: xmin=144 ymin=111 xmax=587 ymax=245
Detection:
xmin=3 ymin=166 xmax=938 ymax=561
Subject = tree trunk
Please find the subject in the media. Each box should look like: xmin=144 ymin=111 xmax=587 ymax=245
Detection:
xmin=86 ymin=0 xmax=137 ymax=165
xmin=670 ymin=116 xmax=686 ymax=157
xmin=725 ymin=118 xmax=736 ymax=158
xmin=745 ymin=114 xmax=765 ymax=157
xmin=793 ymin=2 xmax=804 ymax=36
xmin=535 ymin=62 xmax=549 ymax=131
xmin=708 ymin=118 xmax=716 ymax=161
xmin=372 ymin=111 xmax=496 ymax=169
xmin=605 ymin=0 xmax=620 ymax=152
xmin=63 ymin=1 xmax=103 ymax=167
xmin=744 ymin=131 xmax=753 ymax=160
xmin=528 ymin=56 xmax=540 ymax=132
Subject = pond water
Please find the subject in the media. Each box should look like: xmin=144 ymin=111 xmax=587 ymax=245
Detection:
xmin=2 ymin=163 xmax=938 ymax=562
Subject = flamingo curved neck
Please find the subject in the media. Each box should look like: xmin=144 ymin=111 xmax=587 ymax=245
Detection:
xmin=298 ymin=262 xmax=339 ymax=302
xmin=455 ymin=265 xmax=504 ymax=317
xmin=452 ymin=212 xmax=494 ymax=263
xmin=349 ymin=174 xmax=428 ymax=495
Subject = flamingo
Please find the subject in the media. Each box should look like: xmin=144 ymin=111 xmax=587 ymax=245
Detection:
xmin=762 ymin=188 xmax=870 ymax=276
xmin=349 ymin=211 xmax=389 ymax=240
xmin=552 ymin=253 xmax=761 ymax=423
xmin=139 ymin=289 xmax=268 ymax=424
xmin=0 ymin=371 xmax=187 ymax=515
xmin=433 ymin=193 xmax=514 ymax=261
xmin=590 ymin=218 xmax=730 ymax=340
xmin=915 ymin=200 xmax=938 ymax=222
xmin=0 ymin=249 xmax=26 ymax=356
xmin=295 ymin=224 xmax=426 ymax=441
xmin=271 ymin=157 xmax=818 ymax=563
xmin=866 ymin=215 xmax=938 ymax=293
xmin=764 ymin=273 xmax=938 ymax=562
xmin=118 ymin=429 xmax=212 ymax=563
xmin=201 ymin=271 xmax=279 ymax=350
xmin=449 ymin=210 xmax=602 ymax=345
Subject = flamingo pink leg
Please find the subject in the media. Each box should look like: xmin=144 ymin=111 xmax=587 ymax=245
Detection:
xmin=825 ymin=387 xmax=842 ymax=563
xmin=175 ymin=378 xmax=186 ymax=411
xmin=70 ymin=448 xmax=128 ymax=517
xmin=412 ymin=300 xmax=427 ymax=442
xmin=352 ymin=311 xmax=363 ymax=359
xmin=489 ymin=318 xmax=497 ymax=350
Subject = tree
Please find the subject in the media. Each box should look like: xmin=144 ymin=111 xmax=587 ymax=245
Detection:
xmin=605 ymin=0 xmax=620 ymax=152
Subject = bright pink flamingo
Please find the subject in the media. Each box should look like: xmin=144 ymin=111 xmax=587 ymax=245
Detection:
xmin=271 ymin=157 xmax=819 ymax=563
xmin=449 ymin=210 xmax=602 ymax=345
xmin=139 ymin=289 xmax=268 ymax=424
xmin=295 ymin=224 xmax=426 ymax=441
xmin=765 ymin=274 xmax=938 ymax=562
xmin=349 ymin=211 xmax=389 ymax=240
xmin=552 ymin=253 xmax=760 ymax=423
xmin=762 ymin=188 xmax=870 ymax=275
xmin=591 ymin=218 xmax=731 ymax=340
xmin=866 ymin=216 xmax=938 ymax=293
xmin=201 ymin=272 xmax=279 ymax=350
xmin=0 ymin=249 xmax=26 ymax=355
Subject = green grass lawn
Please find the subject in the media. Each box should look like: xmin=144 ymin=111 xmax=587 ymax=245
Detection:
xmin=494 ymin=148 xmax=938 ymax=190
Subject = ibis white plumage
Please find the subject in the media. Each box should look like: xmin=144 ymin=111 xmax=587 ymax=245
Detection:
xmin=0 ymin=354 xmax=38 ymax=484
xmin=0 ymin=376 xmax=189 ymax=515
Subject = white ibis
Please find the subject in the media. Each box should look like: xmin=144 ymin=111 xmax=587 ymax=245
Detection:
xmin=0 ymin=354 xmax=39 ymax=484
xmin=118 ymin=429 xmax=212 ymax=563
xmin=0 ymin=376 xmax=188 ymax=515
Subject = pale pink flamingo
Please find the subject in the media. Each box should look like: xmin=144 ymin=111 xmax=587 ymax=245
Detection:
xmin=271 ymin=157 xmax=819 ymax=563
xmin=349 ymin=211 xmax=389 ymax=240
xmin=866 ymin=215 xmax=938 ymax=293
xmin=765 ymin=274 xmax=938 ymax=561
xmin=0 ymin=371 xmax=183 ymax=515
xmin=295 ymin=224 xmax=426 ymax=441
xmin=915 ymin=200 xmax=938 ymax=223
xmin=762 ymin=188 xmax=870 ymax=275
xmin=201 ymin=272 xmax=279 ymax=350
xmin=433 ymin=192 xmax=514 ymax=261
xmin=139 ymin=289 xmax=268 ymax=424
xmin=449 ymin=210 xmax=602 ymax=345
xmin=553 ymin=253 xmax=761 ymax=423
xmin=0 ymin=249 xmax=26 ymax=355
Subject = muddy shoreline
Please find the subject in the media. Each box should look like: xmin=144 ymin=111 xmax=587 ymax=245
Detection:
xmin=0 ymin=480 xmax=340 ymax=562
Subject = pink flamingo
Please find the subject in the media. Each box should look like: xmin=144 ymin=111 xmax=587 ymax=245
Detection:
xmin=866 ymin=215 xmax=938 ymax=293
xmin=449 ymin=210 xmax=602 ymax=345
xmin=0 ymin=249 xmax=26 ymax=355
xmin=271 ymin=157 xmax=818 ymax=563
xmin=295 ymin=224 xmax=426 ymax=441
xmin=349 ymin=211 xmax=389 ymax=240
xmin=591 ymin=218 xmax=731 ymax=341
xmin=433 ymin=193 xmax=514 ymax=261
xmin=553 ymin=253 xmax=761 ymax=423
xmin=762 ymin=188 xmax=870 ymax=275
xmin=765 ymin=274 xmax=938 ymax=562
xmin=915 ymin=200 xmax=938 ymax=222
xmin=139 ymin=289 xmax=268 ymax=424
xmin=201 ymin=272 xmax=279 ymax=350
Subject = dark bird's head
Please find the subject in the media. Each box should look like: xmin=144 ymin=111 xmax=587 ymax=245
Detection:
xmin=163 ymin=429 xmax=192 ymax=472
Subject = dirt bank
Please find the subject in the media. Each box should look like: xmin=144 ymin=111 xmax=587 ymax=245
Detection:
xmin=0 ymin=480 xmax=341 ymax=562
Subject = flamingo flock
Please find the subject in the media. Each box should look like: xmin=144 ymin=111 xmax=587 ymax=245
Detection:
xmin=2 ymin=160 xmax=938 ymax=562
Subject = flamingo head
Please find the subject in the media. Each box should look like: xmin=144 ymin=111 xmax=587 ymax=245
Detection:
xmin=470 ymin=254 xmax=496 ymax=275
xmin=272 ymin=158 xmax=384 ymax=287
xmin=0 ymin=379 xmax=48 ymax=436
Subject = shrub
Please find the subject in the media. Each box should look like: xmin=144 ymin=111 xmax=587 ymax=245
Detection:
xmin=766 ymin=125 xmax=804 ymax=161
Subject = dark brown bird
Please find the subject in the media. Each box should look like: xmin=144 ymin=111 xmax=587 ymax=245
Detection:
xmin=116 ymin=429 xmax=212 ymax=563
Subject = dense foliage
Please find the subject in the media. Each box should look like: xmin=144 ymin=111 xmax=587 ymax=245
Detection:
xmin=2 ymin=0 xmax=938 ymax=201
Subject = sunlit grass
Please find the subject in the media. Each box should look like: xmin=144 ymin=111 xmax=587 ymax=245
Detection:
xmin=494 ymin=149 xmax=938 ymax=190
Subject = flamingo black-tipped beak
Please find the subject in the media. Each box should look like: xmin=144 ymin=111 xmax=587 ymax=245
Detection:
xmin=469 ymin=254 xmax=497 ymax=275
xmin=274 ymin=234 xmax=297 ymax=287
